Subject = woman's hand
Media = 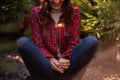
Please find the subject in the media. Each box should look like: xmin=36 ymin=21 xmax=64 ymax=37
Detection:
xmin=49 ymin=58 xmax=64 ymax=73
xmin=59 ymin=58 xmax=70 ymax=70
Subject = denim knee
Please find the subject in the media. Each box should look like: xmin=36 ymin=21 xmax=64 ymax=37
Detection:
xmin=85 ymin=36 xmax=99 ymax=46
xmin=16 ymin=37 xmax=30 ymax=48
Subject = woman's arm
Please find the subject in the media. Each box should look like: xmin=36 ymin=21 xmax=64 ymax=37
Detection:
xmin=62 ymin=7 xmax=81 ymax=58
xmin=30 ymin=7 xmax=54 ymax=58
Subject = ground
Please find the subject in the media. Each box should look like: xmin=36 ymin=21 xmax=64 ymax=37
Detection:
xmin=72 ymin=41 xmax=120 ymax=80
xmin=0 ymin=41 xmax=120 ymax=80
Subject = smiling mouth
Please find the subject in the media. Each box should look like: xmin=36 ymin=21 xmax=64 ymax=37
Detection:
xmin=54 ymin=5 xmax=60 ymax=7
xmin=52 ymin=3 xmax=61 ymax=7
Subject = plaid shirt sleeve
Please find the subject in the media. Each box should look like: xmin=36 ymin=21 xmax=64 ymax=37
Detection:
xmin=62 ymin=8 xmax=81 ymax=58
xmin=30 ymin=7 xmax=54 ymax=58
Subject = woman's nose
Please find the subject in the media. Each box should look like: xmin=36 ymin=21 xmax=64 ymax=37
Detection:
xmin=53 ymin=0 xmax=60 ymax=3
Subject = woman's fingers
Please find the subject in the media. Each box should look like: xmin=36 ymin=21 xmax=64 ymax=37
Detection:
xmin=50 ymin=61 xmax=64 ymax=73
xmin=61 ymin=65 xmax=69 ymax=69
xmin=49 ymin=58 xmax=71 ymax=72
xmin=59 ymin=58 xmax=71 ymax=70
xmin=59 ymin=58 xmax=70 ymax=66
xmin=49 ymin=58 xmax=64 ymax=73
xmin=59 ymin=58 xmax=70 ymax=63
xmin=61 ymin=63 xmax=70 ymax=70
xmin=52 ymin=60 xmax=63 ymax=71
xmin=60 ymin=62 xmax=70 ymax=66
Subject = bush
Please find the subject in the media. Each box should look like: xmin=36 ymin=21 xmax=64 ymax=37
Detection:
xmin=73 ymin=0 xmax=120 ymax=41
xmin=0 ymin=0 xmax=29 ymax=23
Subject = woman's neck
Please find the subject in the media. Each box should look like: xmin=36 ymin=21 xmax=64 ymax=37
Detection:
xmin=51 ymin=8 xmax=62 ymax=13
xmin=50 ymin=12 xmax=62 ymax=28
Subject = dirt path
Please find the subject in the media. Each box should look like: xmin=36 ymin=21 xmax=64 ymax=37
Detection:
xmin=72 ymin=41 xmax=120 ymax=80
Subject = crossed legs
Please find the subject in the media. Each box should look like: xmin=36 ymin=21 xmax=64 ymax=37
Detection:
xmin=16 ymin=36 xmax=98 ymax=80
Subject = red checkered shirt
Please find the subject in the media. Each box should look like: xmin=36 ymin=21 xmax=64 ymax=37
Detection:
xmin=30 ymin=6 xmax=81 ymax=58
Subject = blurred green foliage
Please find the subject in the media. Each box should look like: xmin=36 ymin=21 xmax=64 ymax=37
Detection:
xmin=0 ymin=0 xmax=30 ymax=23
xmin=0 ymin=0 xmax=120 ymax=52
xmin=73 ymin=0 xmax=120 ymax=41
xmin=0 ymin=0 xmax=32 ymax=52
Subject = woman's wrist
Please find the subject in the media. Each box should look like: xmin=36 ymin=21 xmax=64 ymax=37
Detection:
xmin=47 ymin=57 xmax=55 ymax=61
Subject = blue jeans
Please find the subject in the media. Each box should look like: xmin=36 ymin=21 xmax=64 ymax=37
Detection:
xmin=16 ymin=36 xmax=98 ymax=80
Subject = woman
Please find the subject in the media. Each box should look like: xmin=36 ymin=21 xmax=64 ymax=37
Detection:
xmin=16 ymin=0 xmax=98 ymax=80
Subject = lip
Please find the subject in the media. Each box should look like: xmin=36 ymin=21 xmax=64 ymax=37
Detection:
xmin=52 ymin=3 xmax=60 ymax=7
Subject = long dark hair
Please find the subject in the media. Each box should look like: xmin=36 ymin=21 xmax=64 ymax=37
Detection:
xmin=39 ymin=0 xmax=73 ymax=28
